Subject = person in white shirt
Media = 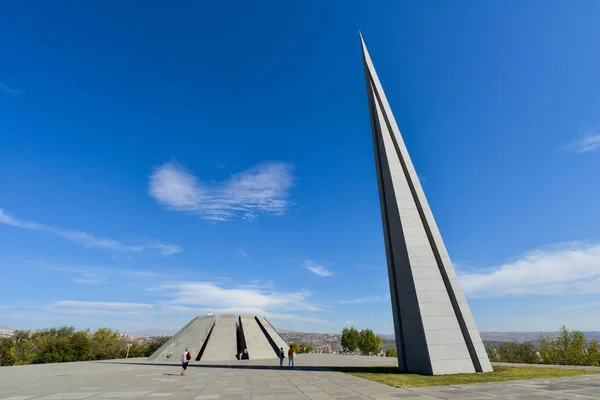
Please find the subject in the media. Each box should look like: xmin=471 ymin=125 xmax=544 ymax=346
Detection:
xmin=181 ymin=347 xmax=192 ymax=376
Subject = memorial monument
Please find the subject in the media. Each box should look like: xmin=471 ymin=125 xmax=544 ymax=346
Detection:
xmin=149 ymin=314 xmax=289 ymax=363
xmin=360 ymin=34 xmax=493 ymax=375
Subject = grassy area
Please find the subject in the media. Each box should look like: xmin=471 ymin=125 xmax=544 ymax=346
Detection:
xmin=331 ymin=365 xmax=600 ymax=388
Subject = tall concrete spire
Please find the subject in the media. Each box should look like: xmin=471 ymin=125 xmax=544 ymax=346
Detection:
xmin=361 ymin=35 xmax=492 ymax=375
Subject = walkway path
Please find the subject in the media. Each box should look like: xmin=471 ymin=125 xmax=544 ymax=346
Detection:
xmin=0 ymin=355 xmax=599 ymax=399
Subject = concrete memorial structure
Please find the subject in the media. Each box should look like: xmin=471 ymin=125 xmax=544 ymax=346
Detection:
xmin=149 ymin=314 xmax=288 ymax=363
xmin=360 ymin=35 xmax=493 ymax=375
xmin=256 ymin=316 xmax=290 ymax=354
xmin=148 ymin=315 xmax=215 ymax=362
xmin=198 ymin=314 xmax=239 ymax=361
xmin=239 ymin=315 xmax=278 ymax=360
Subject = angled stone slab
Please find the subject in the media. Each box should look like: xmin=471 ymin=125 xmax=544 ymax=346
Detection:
xmin=148 ymin=315 xmax=216 ymax=363
xmin=255 ymin=316 xmax=289 ymax=355
xmin=239 ymin=315 xmax=278 ymax=359
xmin=360 ymin=34 xmax=492 ymax=375
xmin=201 ymin=314 xmax=238 ymax=361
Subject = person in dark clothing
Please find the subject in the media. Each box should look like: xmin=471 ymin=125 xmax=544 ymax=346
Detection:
xmin=279 ymin=347 xmax=285 ymax=367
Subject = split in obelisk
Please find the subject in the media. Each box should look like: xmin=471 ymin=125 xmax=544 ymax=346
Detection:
xmin=360 ymin=34 xmax=493 ymax=375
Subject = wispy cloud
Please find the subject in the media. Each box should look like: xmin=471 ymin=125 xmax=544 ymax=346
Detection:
xmin=47 ymin=264 xmax=160 ymax=278
xmin=305 ymin=261 xmax=333 ymax=277
xmin=564 ymin=131 xmax=600 ymax=153
xmin=458 ymin=242 xmax=600 ymax=296
xmin=560 ymin=302 xmax=600 ymax=311
xmin=148 ymin=160 xmax=295 ymax=221
xmin=160 ymin=281 xmax=321 ymax=312
xmin=49 ymin=301 xmax=153 ymax=315
xmin=73 ymin=273 xmax=105 ymax=285
xmin=337 ymin=295 xmax=387 ymax=305
xmin=164 ymin=305 xmax=326 ymax=325
xmin=239 ymin=279 xmax=275 ymax=290
xmin=0 ymin=82 xmax=18 ymax=98
xmin=238 ymin=249 xmax=249 ymax=259
xmin=0 ymin=208 xmax=182 ymax=255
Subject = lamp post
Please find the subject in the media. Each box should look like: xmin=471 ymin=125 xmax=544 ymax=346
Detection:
xmin=125 ymin=343 xmax=132 ymax=359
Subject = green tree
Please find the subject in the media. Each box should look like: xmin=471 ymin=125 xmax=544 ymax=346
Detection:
xmin=119 ymin=339 xmax=145 ymax=358
xmin=358 ymin=329 xmax=382 ymax=355
xmin=91 ymin=328 xmax=121 ymax=360
xmin=585 ymin=339 xmax=600 ymax=367
xmin=539 ymin=326 xmax=590 ymax=365
xmin=496 ymin=341 xmax=538 ymax=364
xmin=517 ymin=343 xmax=539 ymax=364
xmin=341 ymin=327 xmax=360 ymax=353
xmin=385 ymin=347 xmax=397 ymax=358
xmin=0 ymin=337 xmax=16 ymax=366
xmin=13 ymin=329 xmax=37 ymax=365
xmin=32 ymin=327 xmax=80 ymax=364
xmin=143 ymin=336 xmax=171 ymax=357
xmin=70 ymin=329 xmax=93 ymax=361
xmin=298 ymin=344 xmax=314 ymax=354
xmin=496 ymin=341 xmax=520 ymax=363
xmin=289 ymin=342 xmax=299 ymax=353
xmin=538 ymin=336 xmax=560 ymax=365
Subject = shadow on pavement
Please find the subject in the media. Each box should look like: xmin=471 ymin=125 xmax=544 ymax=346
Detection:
xmin=98 ymin=360 xmax=401 ymax=373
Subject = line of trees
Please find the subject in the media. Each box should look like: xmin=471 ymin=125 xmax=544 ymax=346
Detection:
xmin=487 ymin=326 xmax=600 ymax=366
xmin=341 ymin=327 xmax=383 ymax=355
xmin=0 ymin=327 xmax=170 ymax=366
xmin=289 ymin=342 xmax=314 ymax=354
xmin=385 ymin=347 xmax=397 ymax=357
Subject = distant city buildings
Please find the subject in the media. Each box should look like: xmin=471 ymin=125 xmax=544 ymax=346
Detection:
xmin=0 ymin=329 xmax=14 ymax=338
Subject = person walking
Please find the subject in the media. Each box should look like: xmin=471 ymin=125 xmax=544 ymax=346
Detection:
xmin=181 ymin=347 xmax=192 ymax=376
xmin=288 ymin=346 xmax=295 ymax=368
xmin=279 ymin=347 xmax=285 ymax=367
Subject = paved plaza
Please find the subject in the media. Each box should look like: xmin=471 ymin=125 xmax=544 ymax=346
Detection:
xmin=1 ymin=355 xmax=600 ymax=399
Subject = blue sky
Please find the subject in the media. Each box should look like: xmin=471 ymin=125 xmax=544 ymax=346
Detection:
xmin=1 ymin=1 xmax=600 ymax=335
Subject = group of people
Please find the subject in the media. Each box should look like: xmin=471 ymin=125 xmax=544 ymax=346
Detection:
xmin=279 ymin=346 xmax=295 ymax=368
xmin=179 ymin=345 xmax=296 ymax=376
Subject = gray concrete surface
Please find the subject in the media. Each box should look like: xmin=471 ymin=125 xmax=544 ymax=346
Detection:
xmin=202 ymin=315 xmax=238 ymax=362
xmin=239 ymin=316 xmax=278 ymax=360
xmin=1 ymin=354 xmax=599 ymax=399
xmin=256 ymin=317 xmax=289 ymax=356
xmin=361 ymin=35 xmax=492 ymax=375
xmin=149 ymin=315 xmax=216 ymax=363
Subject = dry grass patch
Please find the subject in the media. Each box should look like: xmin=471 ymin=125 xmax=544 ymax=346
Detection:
xmin=330 ymin=365 xmax=600 ymax=388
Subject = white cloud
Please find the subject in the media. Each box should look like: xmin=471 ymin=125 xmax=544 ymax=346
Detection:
xmin=238 ymin=249 xmax=249 ymax=259
xmin=337 ymin=296 xmax=387 ymax=305
xmin=48 ymin=301 xmax=154 ymax=316
xmin=560 ymin=302 xmax=600 ymax=311
xmin=161 ymin=281 xmax=321 ymax=312
xmin=163 ymin=305 xmax=326 ymax=325
xmin=239 ymin=279 xmax=275 ymax=290
xmin=305 ymin=261 xmax=333 ymax=277
xmin=565 ymin=132 xmax=600 ymax=153
xmin=148 ymin=160 xmax=295 ymax=221
xmin=48 ymin=264 xmax=161 ymax=279
xmin=0 ymin=208 xmax=182 ymax=255
xmin=0 ymin=82 xmax=18 ymax=98
xmin=458 ymin=242 xmax=600 ymax=296
xmin=73 ymin=273 xmax=105 ymax=285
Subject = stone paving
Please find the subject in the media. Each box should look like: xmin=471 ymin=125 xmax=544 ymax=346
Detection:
xmin=0 ymin=355 xmax=599 ymax=399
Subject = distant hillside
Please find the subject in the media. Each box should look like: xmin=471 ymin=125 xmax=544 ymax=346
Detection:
xmin=279 ymin=331 xmax=395 ymax=352
xmin=277 ymin=330 xmax=600 ymax=352
xmin=481 ymin=331 xmax=600 ymax=343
